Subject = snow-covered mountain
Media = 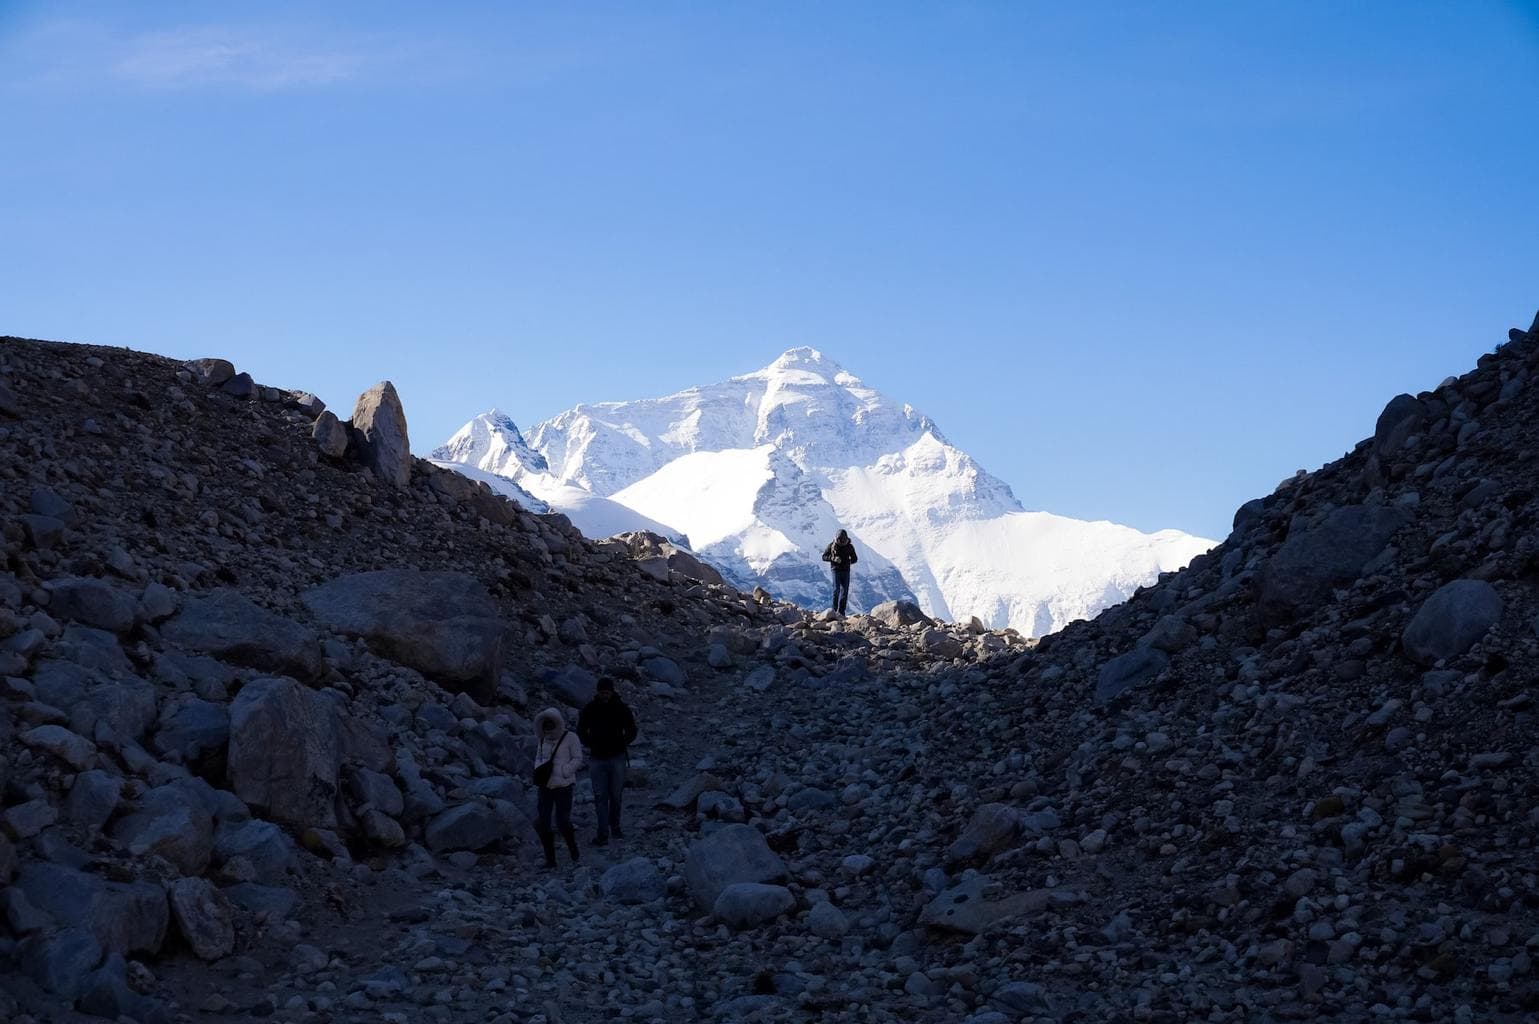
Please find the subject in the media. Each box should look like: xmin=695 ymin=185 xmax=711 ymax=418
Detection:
xmin=429 ymin=412 xmax=686 ymax=546
xmin=435 ymin=349 xmax=1215 ymax=634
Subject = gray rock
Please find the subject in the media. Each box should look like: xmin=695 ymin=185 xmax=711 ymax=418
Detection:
xmin=0 ymin=378 xmax=18 ymax=417
xmin=920 ymin=877 xmax=1058 ymax=936
xmin=213 ymin=820 xmax=295 ymax=882
xmin=152 ymin=695 xmax=231 ymax=763
xmin=16 ymin=862 xmax=168 ymax=956
xmin=163 ymin=590 xmax=323 ymax=681
xmin=1258 ymin=505 xmax=1408 ymax=620
xmin=78 ymin=953 xmax=171 ymax=1024
xmin=545 ymin=664 xmax=597 ymax=708
xmin=21 ymin=514 xmax=65 ymax=548
xmin=220 ymin=372 xmax=256 ymax=399
xmin=1373 ymin=393 xmax=1427 ymax=456
xmin=30 ymin=485 xmax=76 ymax=524
xmin=707 ymin=642 xmax=732 ymax=669
xmin=425 ymin=802 xmax=506 ymax=852
xmin=222 ymin=882 xmax=297 ymax=920
xmin=312 ymin=410 xmax=349 ymax=458
xmin=991 ymin=981 xmax=1049 ymax=1014
xmin=349 ymin=767 xmax=405 ymax=817
xmin=713 ymin=882 xmax=795 ymax=929
xmin=787 ymin=787 xmax=836 ymax=813
xmin=743 ymin=665 xmax=775 ymax=692
xmin=945 ymin=803 xmax=1020 ymax=868
xmin=1095 ymin=646 xmax=1169 ymax=702
xmin=350 ymin=380 xmax=412 ymax=487
xmin=600 ymin=857 xmax=666 ymax=905
xmin=111 ymin=781 xmax=215 ymax=874
xmin=20 ymin=928 xmax=103 ymax=1000
xmin=7 ymin=887 xmax=57 ymax=932
xmin=684 ymin=823 xmax=788 ymax=911
xmin=184 ymin=358 xmax=235 ymax=386
xmin=919 ymin=628 xmax=964 ymax=659
xmin=640 ymin=655 xmax=686 ymax=686
xmin=227 ymin=676 xmax=342 ymax=828
xmin=20 ymin=724 xmax=97 ymax=770
xmin=301 ymin=570 xmax=505 ymax=701
xmin=67 ymin=770 xmax=123 ymax=830
xmin=73 ymin=678 xmax=158 ymax=744
xmin=141 ymin=581 xmax=178 ymax=622
xmin=2 ymin=799 xmax=58 ymax=839
xmin=294 ymin=392 xmax=326 ymax=418
xmin=869 ymin=600 xmax=932 ymax=628
xmin=45 ymin=577 xmax=139 ymax=634
xmin=167 ymin=877 xmax=235 ymax=960
xmin=807 ymin=899 xmax=850 ymax=938
xmin=1403 ymin=579 xmax=1504 ymax=665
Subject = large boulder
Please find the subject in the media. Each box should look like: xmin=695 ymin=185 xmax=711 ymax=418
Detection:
xmin=869 ymin=600 xmax=932 ymax=628
xmin=1373 ymin=393 xmax=1428 ymax=457
xmin=16 ymin=862 xmax=168 ymax=956
xmin=945 ymin=803 xmax=1021 ymax=869
xmin=301 ymin=570 xmax=506 ymax=701
xmin=424 ymin=802 xmax=506 ymax=852
xmin=227 ymin=677 xmax=342 ymax=829
xmin=152 ymin=696 xmax=231 ymax=763
xmin=600 ymin=857 xmax=666 ymax=905
xmin=73 ymin=679 xmax=158 ymax=745
xmin=713 ymin=883 xmax=795 ymax=929
xmin=350 ymin=381 xmax=412 ymax=487
xmin=1257 ymin=505 xmax=1409 ymax=621
xmin=1095 ymin=646 xmax=1169 ymax=702
xmin=110 ymin=782 xmax=215 ymax=875
xmin=166 ymin=878 xmax=235 ymax=961
xmin=163 ymin=590 xmax=322 ymax=681
xmin=1402 ymin=579 xmax=1503 ymax=665
xmin=213 ymin=820 xmax=295 ymax=883
xmin=684 ymin=824 xmax=788 ymax=911
xmin=44 ymin=578 xmax=138 ymax=634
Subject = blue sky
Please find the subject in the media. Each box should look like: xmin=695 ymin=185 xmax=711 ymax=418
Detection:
xmin=2 ymin=2 xmax=1536 ymax=540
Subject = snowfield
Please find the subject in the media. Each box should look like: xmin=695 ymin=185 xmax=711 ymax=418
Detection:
xmin=434 ymin=348 xmax=1216 ymax=634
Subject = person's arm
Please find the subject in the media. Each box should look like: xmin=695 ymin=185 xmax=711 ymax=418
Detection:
xmin=623 ymin=705 xmax=638 ymax=745
xmin=576 ymin=707 xmax=592 ymax=747
xmin=558 ymin=734 xmax=582 ymax=785
xmin=849 ymin=546 xmax=858 ymax=565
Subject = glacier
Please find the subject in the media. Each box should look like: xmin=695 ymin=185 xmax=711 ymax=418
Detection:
xmin=434 ymin=349 xmax=1216 ymax=635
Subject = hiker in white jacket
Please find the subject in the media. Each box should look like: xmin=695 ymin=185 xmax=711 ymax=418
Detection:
xmin=533 ymin=706 xmax=584 ymax=867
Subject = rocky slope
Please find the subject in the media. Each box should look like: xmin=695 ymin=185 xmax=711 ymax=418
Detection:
xmin=437 ymin=349 xmax=1214 ymax=633
xmin=2 ymin=308 xmax=1537 ymax=1024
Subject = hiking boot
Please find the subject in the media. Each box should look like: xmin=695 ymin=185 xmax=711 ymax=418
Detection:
xmin=561 ymin=827 xmax=580 ymax=863
xmin=539 ymin=831 xmax=557 ymax=868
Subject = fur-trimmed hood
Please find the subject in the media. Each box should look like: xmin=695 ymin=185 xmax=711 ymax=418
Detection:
xmin=534 ymin=706 xmax=566 ymax=736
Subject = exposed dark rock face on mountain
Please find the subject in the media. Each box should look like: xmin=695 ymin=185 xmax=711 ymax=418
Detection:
xmin=1 ymin=311 xmax=1538 ymax=1023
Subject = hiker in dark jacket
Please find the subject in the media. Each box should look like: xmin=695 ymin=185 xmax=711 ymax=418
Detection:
xmin=577 ymin=677 xmax=638 ymax=846
xmin=822 ymin=529 xmax=859 ymax=615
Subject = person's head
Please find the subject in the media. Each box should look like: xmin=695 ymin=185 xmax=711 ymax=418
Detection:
xmin=837 ymin=529 xmax=848 ymax=542
xmin=596 ymin=677 xmax=616 ymax=702
xmin=542 ymin=716 xmax=560 ymax=735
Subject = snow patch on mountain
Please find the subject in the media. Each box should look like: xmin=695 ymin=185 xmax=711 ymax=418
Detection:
xmin=611 ymin=445 xmax=916 ymax=611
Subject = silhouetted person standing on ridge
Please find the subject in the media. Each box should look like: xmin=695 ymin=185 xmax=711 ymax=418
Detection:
xmin=822 ymin=529 xmax=858 ymax=615
xmin=577 ymin=677 xmax=637 ymax=847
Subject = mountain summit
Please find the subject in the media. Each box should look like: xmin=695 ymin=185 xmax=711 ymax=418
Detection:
xmin=438 ymin=351 xmax=1214 ymax=633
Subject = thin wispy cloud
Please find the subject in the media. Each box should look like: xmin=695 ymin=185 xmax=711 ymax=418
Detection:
xmin=0 ymin=18 xmax=425 ymax=94
xmin=112 ymin=27 xmax=363 ymax=91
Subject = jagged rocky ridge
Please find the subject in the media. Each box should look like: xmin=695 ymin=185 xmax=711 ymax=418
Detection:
xmin=0 ymin=309 xmax=1537 ymax=1024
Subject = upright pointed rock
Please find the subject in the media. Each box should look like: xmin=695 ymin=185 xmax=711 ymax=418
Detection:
xmin=351 ymin=381 xmax=411 ymax=488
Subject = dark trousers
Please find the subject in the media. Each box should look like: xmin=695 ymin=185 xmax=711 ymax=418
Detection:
xmin=590 ymin=755 xmax=627 ymax=837
xmin=536 ymin=785 xmax=574 ymax=835
xmin=832 ymin=568 xmax=851 ymax=614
